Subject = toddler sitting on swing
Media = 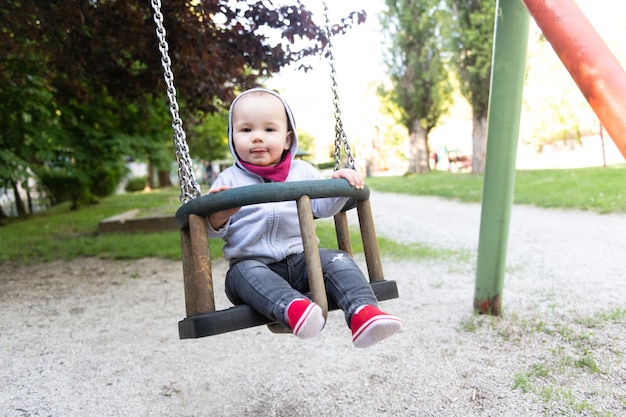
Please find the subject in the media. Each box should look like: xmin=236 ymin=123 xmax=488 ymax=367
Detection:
xmin=206 ymin=87 xmax=402 ymax=348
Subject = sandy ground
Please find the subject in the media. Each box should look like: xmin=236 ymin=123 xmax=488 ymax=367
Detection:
xmin=2 ymin=191 xmax=626 ymax=417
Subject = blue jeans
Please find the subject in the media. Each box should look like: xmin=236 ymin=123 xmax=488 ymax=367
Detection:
xmin=225 ymin=249 xmax=378 ymax=327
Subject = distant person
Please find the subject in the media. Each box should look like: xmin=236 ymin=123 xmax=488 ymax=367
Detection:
xmin=206 ymin=88 xmax=402 ymax=348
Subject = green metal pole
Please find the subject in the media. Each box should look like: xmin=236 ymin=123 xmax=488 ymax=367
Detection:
xmin=474 ymin=0 xmax=530 ymax=315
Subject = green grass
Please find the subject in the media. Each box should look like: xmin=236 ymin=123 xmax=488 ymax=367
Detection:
xmin=0 ymin=188 xmax=185 ymax=264
xmin=316 ymin=219 xmax=469 ymax=263
xmin=1 ymin=164 xmax=625 ymax=264
xmin=0 ymin=187 xmax=463 ymax=265
xmin=367 ymin=164 xmax=626 ymax=213
xmin=463 ymin=306 xmax=626 ymax=417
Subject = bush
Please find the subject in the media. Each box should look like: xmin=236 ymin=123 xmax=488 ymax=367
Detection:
xmin=91 ymin=166 xmax=126 ymax=197
xmin=125 ymin=176 xmax=147 ymax=192
xmin=316 ymin=161 xmax=335 ymax=170
xmin=38 ymin=168 xmax=90 ymax=210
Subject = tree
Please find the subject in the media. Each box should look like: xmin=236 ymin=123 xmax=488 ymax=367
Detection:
xmin=380 ymin=0 xmax=453 ymax=174
xmin=1 ymin=1 xmax=365 ymax=212
xmin=189 ymin=110 xmax=230 ymax=163
xmin=0 ymin=38 xmax=59 ymax=214
xmin=521 ymin=32 xmax=597 ymax=150
xmin=446 ymin=0 xmax=495 ymax=174
xmin=2 ymin=0 xmax=365 ymax=120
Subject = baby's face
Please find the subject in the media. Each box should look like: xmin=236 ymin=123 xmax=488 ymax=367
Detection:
xmin=231 ymin=93 xmax=293 ymax=167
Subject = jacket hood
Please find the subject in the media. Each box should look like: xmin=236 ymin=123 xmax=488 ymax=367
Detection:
xmin=227 ymin=87 xmax=298 ymax=169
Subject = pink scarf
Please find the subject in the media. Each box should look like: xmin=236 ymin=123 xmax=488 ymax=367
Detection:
xmin=240 ymin=151 xmax=292 ymax=182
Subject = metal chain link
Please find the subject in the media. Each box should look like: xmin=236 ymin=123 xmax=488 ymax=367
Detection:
xmin=323 ymin=2 xmax=357 ymax=171
xmin=151 ymin=0 xmax=201 ymax=204
xmin=151 ymin=0 xmax=355 ymax=195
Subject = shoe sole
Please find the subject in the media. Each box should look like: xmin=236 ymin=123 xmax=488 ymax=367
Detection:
xmin=294 ymin=303 xmax=325 ymax=339
xmin=352 ymin=315 xmax=402 ymax=348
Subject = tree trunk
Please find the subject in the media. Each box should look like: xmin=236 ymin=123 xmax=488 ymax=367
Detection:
xmin=27 ymin=188 xmax=33 ymax=214
xmin=157 ymin=169 xmax=172 ymax=188
xmin=407 ymin=120 xmax=430 ymax=174
xmin=11 ymin=179 xmax=26 ymax=217
xmin=471 ymin=114 xmax=488 ymax=174
xmin=146 ymin=160 xmax=155 ymax=190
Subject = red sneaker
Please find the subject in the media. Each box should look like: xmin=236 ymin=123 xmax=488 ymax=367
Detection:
xmin=287 ymin=298 xmax=325 ymax=339
xmin=350 ymin=305 xmax=402 ymax=348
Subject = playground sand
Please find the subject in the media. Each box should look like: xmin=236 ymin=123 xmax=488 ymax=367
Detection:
xmin=2 ymin=191 xmax=626 ymax=416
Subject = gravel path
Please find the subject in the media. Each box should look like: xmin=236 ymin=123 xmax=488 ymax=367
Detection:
xmin=1 ymin=191 xmax=625 ymax=416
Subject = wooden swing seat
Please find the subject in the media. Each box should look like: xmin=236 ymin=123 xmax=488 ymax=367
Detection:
xmin=175 ymin=179 xmax=399 ymax=339
xmin=178 ymin=280 xmax=398 ymax=338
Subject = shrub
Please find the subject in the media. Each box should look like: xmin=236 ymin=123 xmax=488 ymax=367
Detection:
xmin=125 ymin=176 xmax=147 ymax=192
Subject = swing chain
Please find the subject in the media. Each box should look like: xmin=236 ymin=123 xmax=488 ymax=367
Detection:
xmin=151 ymin=0 xmax=201 ymax=204
xmin=323 ymin=2 xmax=357 ymax=172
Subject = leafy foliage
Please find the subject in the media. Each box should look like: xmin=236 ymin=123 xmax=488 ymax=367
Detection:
xmin=521 ymin=33 xmax=598 ymax=150
xmin=440 ymin=0 xmax=495 ymax=174
xmin=380 ymin=0 xmax=453 ymax=132
xmin=379 ymin=0 xmax=454 ymax=173
xmin=188 ymin=110 xmax=230 ymax=163
xmin=2 ymin=0 xmax=364 ymax=115
xmin=0 ymin=0 xmax=365 ymax=214
xmin=446 ymin=0 xmax=495 ymax=118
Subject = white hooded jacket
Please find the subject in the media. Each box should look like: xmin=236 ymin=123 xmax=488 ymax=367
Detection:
xmin=208 ymin=88 xmax=349 ymax=265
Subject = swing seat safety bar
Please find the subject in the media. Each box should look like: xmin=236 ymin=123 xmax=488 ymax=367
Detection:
xmin=175 ymin=179 xmax=399 ymax=339
xmin=175 ymin=179 xmax=367 ymax=229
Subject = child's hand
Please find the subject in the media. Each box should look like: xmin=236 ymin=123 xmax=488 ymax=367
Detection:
xmin=331 ymin=168 xmax=365 ymax=190
xmin=207 ymin=186 xmax=241 ymax=229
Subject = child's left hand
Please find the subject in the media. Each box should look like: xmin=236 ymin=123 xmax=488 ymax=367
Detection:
xmin=331 ymin=168 xmax=365 ymax=190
